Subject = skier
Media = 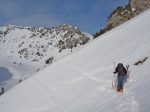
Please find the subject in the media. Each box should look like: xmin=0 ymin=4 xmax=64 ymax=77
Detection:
xmin=113 ymin=63 xmax=127 ymax=92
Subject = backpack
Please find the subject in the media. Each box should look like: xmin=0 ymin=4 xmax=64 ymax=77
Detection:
xmin=117 ymin=66 xmax=127 ymax=76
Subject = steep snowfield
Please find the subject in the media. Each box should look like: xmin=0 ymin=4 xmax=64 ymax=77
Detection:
xmin=0 ymin=24 xmax=90 ymax=67
xmin=0 ymin=24 xmax=91 ymax=91
xmin=0 ymin=9 xmax=150 ymax=112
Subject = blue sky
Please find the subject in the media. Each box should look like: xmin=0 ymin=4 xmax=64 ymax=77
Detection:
xmin=0 ymin=0 xmax=128 ymax=34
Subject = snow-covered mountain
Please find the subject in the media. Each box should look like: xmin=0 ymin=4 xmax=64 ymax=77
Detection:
xmin=0 ymin=24 xmax=91 ymax=90
xmin=0 ymin=24 xmax=90 ymax=65
xmin=0 ymin=8 xmax=150 ymax=112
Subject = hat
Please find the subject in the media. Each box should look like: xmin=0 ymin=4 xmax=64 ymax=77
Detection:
xmin=118 ymin=63 xmax=123 ymax=67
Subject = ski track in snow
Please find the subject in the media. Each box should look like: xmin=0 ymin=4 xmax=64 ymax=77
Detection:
xmin=115 ymin=91 xmax=139 ymax=112
xmin=65 ymin=64 xmax=105 ymax=85
xmin=65 ymin=64 xmax=139 ymax=112
xmin=25 ymin=78 xmax=140 ymax=112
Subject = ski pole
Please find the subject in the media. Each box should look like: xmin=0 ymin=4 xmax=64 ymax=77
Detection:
xmin=126 ymin=65 xmax=130 ymax=78
xmin=112 ymin=62 xmax=117 ymax=89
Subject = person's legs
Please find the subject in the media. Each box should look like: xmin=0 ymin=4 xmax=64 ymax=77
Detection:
xmin=120 ymin=76 xmax=125 ymax=92
xmin=117 ymin=76 xmax=125 ymax=92
xmin=117 ymin=76 xmax=122 ymax=91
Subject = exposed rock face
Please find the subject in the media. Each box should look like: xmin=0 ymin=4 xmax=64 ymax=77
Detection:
xmin=131 ymin=0 xmax=150 ymax=14
xmin=94 ymin=0 xmax=150 ymax=38
xmin=108 ymin=0 xmax=150 ymax=28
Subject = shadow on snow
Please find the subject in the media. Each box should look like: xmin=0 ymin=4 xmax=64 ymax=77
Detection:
xmin=0 ymin=67 xmax=13 ymax=86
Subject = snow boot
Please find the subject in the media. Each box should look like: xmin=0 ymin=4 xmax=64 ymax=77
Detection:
xmin=120 ymin=89 xmax=123 ymax=93
xmin=117 ymin=88 xmax=123 ymax=93
xmin=117 ymin=88 xmax=120 ymax=92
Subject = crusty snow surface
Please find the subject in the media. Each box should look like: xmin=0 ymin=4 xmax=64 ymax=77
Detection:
xmin=0 ymin=9 xmax=150 ymax=112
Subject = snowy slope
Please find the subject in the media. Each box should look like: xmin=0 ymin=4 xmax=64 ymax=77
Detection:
xmin=0 ymin=24 xmax=90 ymax=91
xmin=0 ymin=24 xmax=90 ymax=67
xmin=0 ymin=9 xmax=150 ymax=112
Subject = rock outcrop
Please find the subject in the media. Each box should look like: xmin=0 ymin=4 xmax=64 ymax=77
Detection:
xmin=94 ymin=0 xmax=150 ymax=38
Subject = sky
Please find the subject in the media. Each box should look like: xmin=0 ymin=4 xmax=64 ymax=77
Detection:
xmin=0 ymin=0 xmax=128 ymax=34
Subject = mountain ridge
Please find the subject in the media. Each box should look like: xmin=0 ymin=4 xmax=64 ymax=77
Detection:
xmin=94 ymin=0 xmax=150 ymax=38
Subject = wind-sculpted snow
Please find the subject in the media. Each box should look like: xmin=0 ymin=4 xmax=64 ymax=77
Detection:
xmin=0 ymin=9 xmax=150 ymax=112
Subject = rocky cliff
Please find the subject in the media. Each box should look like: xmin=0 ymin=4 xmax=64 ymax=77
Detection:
xmin=108 ymin=0 xmax=150 ymax=28
xmin=94 ymin=0 xmax=150 ymax=38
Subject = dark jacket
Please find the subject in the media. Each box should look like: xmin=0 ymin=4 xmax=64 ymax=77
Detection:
xmin=114 ymin=64 xmax=127 ymax=77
